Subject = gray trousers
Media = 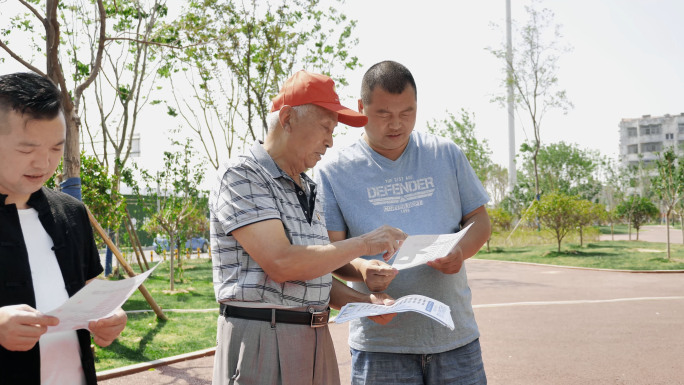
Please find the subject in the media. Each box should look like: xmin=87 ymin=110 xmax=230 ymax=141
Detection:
xmin=212 ymin=315 xmax=340 ymax=385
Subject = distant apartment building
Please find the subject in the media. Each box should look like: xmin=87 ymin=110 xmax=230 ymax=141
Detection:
xmin=619 ymin=113 xmax=684 ymax=168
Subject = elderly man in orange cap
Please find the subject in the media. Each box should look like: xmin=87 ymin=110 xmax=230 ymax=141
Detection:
xmin=209 ymin=70 xmax=407 ymax=385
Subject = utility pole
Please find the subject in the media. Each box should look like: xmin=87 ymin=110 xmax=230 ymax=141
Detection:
xmin=506 ymin=0 xmax=516 ymax=191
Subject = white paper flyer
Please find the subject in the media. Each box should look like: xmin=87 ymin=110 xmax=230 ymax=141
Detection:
xmin=334 ymin=294 xmax=454 ymax=330
xmin=46 ymin=262 xmax=160 ymax=333
xmin=390 ymin=223 xmax=473 ymax=270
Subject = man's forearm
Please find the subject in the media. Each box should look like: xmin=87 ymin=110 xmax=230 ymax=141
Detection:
xmin=329 ymin=277 xmax=370 ymax=310
xmin=459 ymin=207 xmax=491 ymax=260
xmin=333 ymin=259 xmax=366 ymax=282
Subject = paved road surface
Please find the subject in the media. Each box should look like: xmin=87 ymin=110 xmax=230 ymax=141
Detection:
xmin=600 ymin=224 xmax=683 ymax=244
xmin=100 ymin=227 xmax=684 ymax=384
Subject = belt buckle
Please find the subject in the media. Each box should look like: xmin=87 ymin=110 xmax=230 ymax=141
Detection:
xmin=309 ymin=308 xmax=329 ymax=328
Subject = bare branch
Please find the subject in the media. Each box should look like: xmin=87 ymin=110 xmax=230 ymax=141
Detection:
xmin=74 ymin=0 xmax=106 ymax=104
xmin=0 ymin=40 xmax=46 ymax=76
xmin=18 ymin=0 xmax=45 ymax=23
xmin=104 ymin=36 xmax=221 ymax=50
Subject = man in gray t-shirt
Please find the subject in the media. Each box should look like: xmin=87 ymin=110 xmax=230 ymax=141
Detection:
xmin=315 ymin=61 xmax=491 ymax=384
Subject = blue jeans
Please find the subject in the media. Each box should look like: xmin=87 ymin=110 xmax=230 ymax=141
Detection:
xmin=350 ymin=339 xmax=487 ymax=385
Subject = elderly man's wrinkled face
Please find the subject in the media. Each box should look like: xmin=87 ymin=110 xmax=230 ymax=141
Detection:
xmin=289 ymin=105 xmax=338 ymax=171
xmin=0 ymin=109 xmax=66 ymax=207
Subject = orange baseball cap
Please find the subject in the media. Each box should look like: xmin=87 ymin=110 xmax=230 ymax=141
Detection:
xmin=271 ymin=70 xmax=368 ymax=127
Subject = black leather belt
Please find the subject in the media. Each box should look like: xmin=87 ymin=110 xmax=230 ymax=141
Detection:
xmin=219 ymin=303 xmax=330 ymax=328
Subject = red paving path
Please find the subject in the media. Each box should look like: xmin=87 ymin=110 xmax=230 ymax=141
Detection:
xmin=100 ymin=226 xmax=684 ymax=384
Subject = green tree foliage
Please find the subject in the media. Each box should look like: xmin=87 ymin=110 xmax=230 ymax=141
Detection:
xmin=485 ymin=164 xmax=509 ymax=207
xmin=128 ymin=139 xmax=208 ymax=290
xmin=80 ymin=154 xmax=127 ymax=235
xmin=604 ymin=207 xmax=622 ymax=241
xmin=46 ymin=153 xmax=127 ymax=246
xmin=507 ymin=141 xmax=602 ymax=212
xmin=536 ymin=142 xmax=602 ymax=201
xmin=166 ymin=0 xmax=361 ymax=169
xmin=488 ymin=0 xmax=572 ymax=197
xmin=651 ymin=147 xmax=684 ymax=259
xmin=598 ymin=157 xmax=634 ymax=212
xmin=485 ymin=206 xmax=514 ymax=252
xmin=519 ymin=141 xmax=602 ymax=201
xmin=527 ymin=192 xmax=579 ymax=252
xmin=674 ymin=197 xmax=684 ymax=246
xmin=575 ymin=200 xmax=606 ymax=247
xmin=427 ymin=109 xmax=493 ymax=183
xmin=489 ymin=207 xmax=514 ymax=232
xmin=82 ymin=0 xmax=177 ymax=193
xmin=616 ymin=196 xmax=659 ymax=241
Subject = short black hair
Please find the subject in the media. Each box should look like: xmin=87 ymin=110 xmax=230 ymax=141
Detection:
xmin=0 ymin=72 xmax=63 ymax=120
xmin=360 ymin=61 xmax=417 ymax=106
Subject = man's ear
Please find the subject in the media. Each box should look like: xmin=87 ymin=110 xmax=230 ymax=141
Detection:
xmin=279 ymin=105 xmax=294 ymax=132
xmin=357 ymin=99 xmax=364 ymax=114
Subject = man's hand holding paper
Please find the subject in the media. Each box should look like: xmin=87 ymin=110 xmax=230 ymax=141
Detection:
xmin=390 ymin=223 xmax=473 ymax=272
xmin=46 ymin=262 xmax=159 ymax=335
xmin=362 ymin=259 xmax=398 ymax=293
xmin=88 ymin=307 xmax=127 ymax=347
xmin=335 ymin=294 xmax=455 ymax=330
xmin=427 ymin=243 xmax=465 ymax=274
xmin=366 ymin=293 xmax=397 ymax=325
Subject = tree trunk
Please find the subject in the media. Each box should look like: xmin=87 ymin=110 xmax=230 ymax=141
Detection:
xmin=169 ymin=232 xmax=175 ymax=291
xmin=124 ymin=215 xmax=146 ymax=272
xmin=126 ymin=209 xmax=149 ymax=270
xmin=45 ymin=0 xmax=80 ymax=184
xmin=665 ymin=210 xmax=671 ymax=260
xmin=610 ymin=222 xmax=614 ymax=241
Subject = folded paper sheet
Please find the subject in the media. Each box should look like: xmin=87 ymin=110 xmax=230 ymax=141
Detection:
xmin=46 ymin=262 xmax=160 ymax=333
xmin=335 ymin=294 xmax=454 ymax=330
xmin=390 ymin=223 xmax=473 ymax=270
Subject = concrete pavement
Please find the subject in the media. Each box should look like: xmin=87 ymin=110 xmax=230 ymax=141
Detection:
xmin=600 ymin=224 xmax=683 ymax=244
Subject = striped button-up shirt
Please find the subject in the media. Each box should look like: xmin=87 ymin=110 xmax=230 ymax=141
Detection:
xmin=210 ymin=142 xmax=331 ymax=307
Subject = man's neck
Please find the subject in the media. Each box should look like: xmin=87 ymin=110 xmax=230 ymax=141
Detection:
xmin=263 ymin=136 xmax=303 ymax=184
xmin=2 ymin=193 xmax=30 ymax=209
xmin=362 ymin=133 xmax=409 ymax=161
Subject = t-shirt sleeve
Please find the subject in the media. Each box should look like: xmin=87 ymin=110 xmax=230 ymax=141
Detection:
xmin=452 ymin=146 xmax=490 ymax=216
xmin=314 ymin=166 xmax=347 ymax=233
xmin=212 ymin=163 xmax=282 ymax=236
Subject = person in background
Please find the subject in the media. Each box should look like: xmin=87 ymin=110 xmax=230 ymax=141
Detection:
xmin=316 ymin=60 xmax=491 ymax=384
xmin=0 ymin=72 xmax=128 ymax=385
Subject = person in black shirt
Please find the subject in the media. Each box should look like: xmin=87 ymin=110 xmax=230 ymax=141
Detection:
xmin=0 ymin=72 xmax=127 ymax=385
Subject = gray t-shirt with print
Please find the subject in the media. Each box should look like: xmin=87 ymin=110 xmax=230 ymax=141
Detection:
xmin=315 ymin=131 xmax=489 ymax=354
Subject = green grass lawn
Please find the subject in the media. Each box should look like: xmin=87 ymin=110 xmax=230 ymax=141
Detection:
xmin=476 ymin=241 xmax=684 ymax=270
xmin=95 ymin=258 xmax=218 ymax=371
xmin=96 ymin=233 xmax=684 ymax=371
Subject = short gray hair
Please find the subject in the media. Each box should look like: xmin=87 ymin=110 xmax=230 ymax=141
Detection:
xmin=267 ymin=104 xmax=319 ymax=131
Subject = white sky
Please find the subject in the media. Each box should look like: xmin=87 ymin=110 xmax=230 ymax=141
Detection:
xmin=2 ymin=0 xmax=683 ymax=173
xmin=329 ymin=0 xmax=684 ymax=167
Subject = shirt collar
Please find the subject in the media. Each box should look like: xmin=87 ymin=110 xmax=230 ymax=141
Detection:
xmin=248 ymin=141 xmax=316 ymax=187
xmin=0 ymin=188 xmax=48 ymax=209
xmin=249 ymin=141 xmax=285 ymax=180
